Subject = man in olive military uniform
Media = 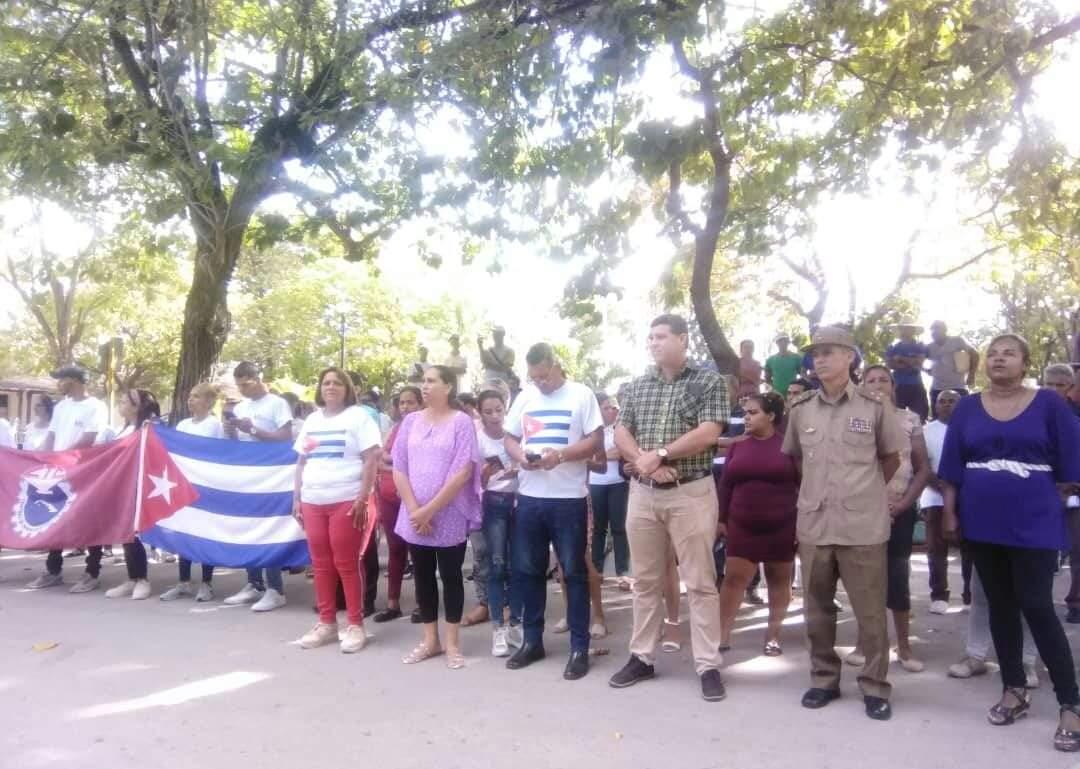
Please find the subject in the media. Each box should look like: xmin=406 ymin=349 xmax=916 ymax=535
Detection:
xmin=782 ymin=325 xmax=904 ymax=721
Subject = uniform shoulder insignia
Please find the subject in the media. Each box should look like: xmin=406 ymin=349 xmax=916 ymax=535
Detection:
xmin=789 ymin=390 xmax=816 ymax=407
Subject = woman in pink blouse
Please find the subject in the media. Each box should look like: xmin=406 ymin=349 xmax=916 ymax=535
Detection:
xmin=392 ymin=366 xmax=482 ymax=669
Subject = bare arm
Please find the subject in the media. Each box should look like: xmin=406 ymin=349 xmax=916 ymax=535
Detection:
xmin=892 ymin=433 xmax=931 ymax=512
xmin=43 ymin=432 xmax=56 ymax=452
xmin=664 ymin=422 xmax=723 ymax=460
xmin=253 ymin=424 xmax=293 ymax=442
xmin=881 ymin=452 xmax=901 ymax=484
xmin=292 ymin=456 xmax=306 ymax=522
xmin=613 ymin=424 xmax=642 ymax=462
xmin=358 ymin=446 xmax=379 ymax=502
xmin=942 ymin=481 xmax=960 ymax=540
xmin=70 ymin=431 xmax=98 ymax=449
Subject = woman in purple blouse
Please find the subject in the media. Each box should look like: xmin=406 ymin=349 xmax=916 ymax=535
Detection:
xmin=392 ymin=366 xmax=481 ymax=669
xmin=940 ymin=334 xmax=1080 ymax=752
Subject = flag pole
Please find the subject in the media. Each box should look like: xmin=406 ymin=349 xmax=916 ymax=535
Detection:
xmin=134 ymin=424 xmax=149 ymax=531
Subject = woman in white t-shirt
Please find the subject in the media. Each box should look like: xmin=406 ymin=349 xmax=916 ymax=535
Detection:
xmin=293 ymin=367 xmax=382 ymax=654
xmin=160 ymin=383 xmax=225 ymax=603
xmin=475 ymin=389 xmax=523 ymax=657
xmin=103 ymin=389 xmax=161 ymax=601
xmin=22 ymin=397 xmax=54 ymax=450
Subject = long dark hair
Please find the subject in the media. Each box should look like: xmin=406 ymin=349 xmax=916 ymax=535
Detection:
xmin=744 ymin=392 xmax=785 ymax=426
xmin=315 ymin=367 xmax=358 ymax=408
xmin=127 ymin=389 xmax=161 ymax=428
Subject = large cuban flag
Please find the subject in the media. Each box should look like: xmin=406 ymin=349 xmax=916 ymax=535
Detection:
xmin=139 ymin=425 xmax=310 ymax=568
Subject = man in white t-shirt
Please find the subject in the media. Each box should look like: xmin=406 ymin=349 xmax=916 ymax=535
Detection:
xmin=503 ymin=343 xmax=602 ymax=681
xmin=222 ymin=361 xmax=295 ymax=612
xmin=26 ymin=365 xmax=109 ymax=593
xmin=920 ymin=389 xmax=963 ymax=615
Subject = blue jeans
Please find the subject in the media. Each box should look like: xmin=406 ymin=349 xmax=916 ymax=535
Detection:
xmin=513 ymin=495 xmax=589 ymax=653
xmin=246 ymin=568 xmax=284 ymax=594
xmin=483 ymin=491 xmax=522 ymax=628
xmin=589 ymin=482 xmax=629 ymax=576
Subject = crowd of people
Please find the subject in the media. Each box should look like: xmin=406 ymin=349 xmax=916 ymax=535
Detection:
xmin=6 ymin=315 xmax=1080 ymax=754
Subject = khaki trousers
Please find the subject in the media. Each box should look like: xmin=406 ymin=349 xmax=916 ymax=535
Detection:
xmin=799 ymin=542 xmax=891 ymax=700
xmin=627 ymin=476 xmax=723 ymax=674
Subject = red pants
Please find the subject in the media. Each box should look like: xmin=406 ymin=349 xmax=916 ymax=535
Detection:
xmin=304 ymin=500 xmax=366 ymax=626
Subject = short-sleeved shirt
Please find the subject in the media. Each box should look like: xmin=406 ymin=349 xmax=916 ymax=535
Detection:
xmin=176 ymin=416 xmax=226 ymax=439
xmin=937 ymin=389 xmax=1080 ymax=550
xmin=49 ymin=396 xmax=108 ymax=450
xmin=589 ymin=425 xmax=624 ymax=486
xmin=234 ymin=393 xmax=293 ymax=441
xmin=886 ymin=341 xmax=930 ymax=386
xmin=919 ymin=419 xmax=948 ymax=508
xmin=765 ymin=352 xmax=803 ymax=396
xmin=782 ymin=381 xmax=905 ymax=546
xmin=618 ymin=364 xmax=730 ymax=478
xmin=927 ymin=336 xmax=972 ymax=390
xmin=885 ymin=408 xmax=922 ymax=503
xmin=294 ymin=406 xmax=382 ymax=505
xmin=504 ymin=381 xmax=603 ymax=499
xmin=477 ymin=426 xmax=518 ymax=494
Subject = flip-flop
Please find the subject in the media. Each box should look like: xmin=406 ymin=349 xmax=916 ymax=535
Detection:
xmin=763 ymin=640 xmax=783 ymax=657
xmin=662 ymin=619 xmax=681 ymax=652
xmin=402 ymin=644 xmax=443 ymax=665
xmin=446 ymin=651 xmax=466 ymax=669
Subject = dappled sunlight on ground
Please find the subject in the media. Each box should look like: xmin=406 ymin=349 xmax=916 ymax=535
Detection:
xmin=69 ymin=671 xmax=272 ymax=720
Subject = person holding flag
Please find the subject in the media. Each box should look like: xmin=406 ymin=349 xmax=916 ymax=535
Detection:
xmin=25 ymin=365 xmax=108 ymax=593
xmin=293 ymin=367 xmax=381 ymax=654
xmin=502 ymin=344 xmax=603 ymax=681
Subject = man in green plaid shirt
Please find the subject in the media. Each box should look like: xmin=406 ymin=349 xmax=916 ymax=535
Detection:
xmin=609 ymin=314 xmax=731 ymax=702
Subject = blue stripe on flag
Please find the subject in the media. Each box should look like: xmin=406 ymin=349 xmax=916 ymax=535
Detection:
xmin=311 ymin=439 xmax=346 ymax=447
xmin=154 ymin=424 xmax=297 ymax=466
xmin=190 ymin=485 xmax=293 ymax=518
xmin=527 ymin=410 xmax=572 ymax=417
xmin=541 ymin=423 xmax=571 ymax=431
xmin=525 ymin=437 xmax=570 ymax=445
xmin=307 ymin=430 xmax=346 ymax=436
xmin=308 ymin=452 xmax=345 ymax=459
xmin=141 ymin=527 xmax=309 ymax=569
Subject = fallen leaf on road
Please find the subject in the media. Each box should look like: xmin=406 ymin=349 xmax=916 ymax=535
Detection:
xmin=614 ymin=731 xmax=623 ymax=740
xmin=32 ymin=641 xmax=59 ymax=652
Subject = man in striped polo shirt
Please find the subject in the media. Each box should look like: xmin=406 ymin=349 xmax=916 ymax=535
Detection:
xmin=503 ymin=343 xmax=603 ymax=681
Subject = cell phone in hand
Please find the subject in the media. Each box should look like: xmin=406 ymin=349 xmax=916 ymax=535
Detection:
xmin=222 ymin=408 xmax=236 ymax=421
xmin=525 ymin=451 xmax=542 ymax=463
xmin=485 ymin=455 xmax=505 ymax=471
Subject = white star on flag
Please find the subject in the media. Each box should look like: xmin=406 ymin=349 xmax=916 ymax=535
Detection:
xmin=147 ymin=467 xmax=178 ymax=505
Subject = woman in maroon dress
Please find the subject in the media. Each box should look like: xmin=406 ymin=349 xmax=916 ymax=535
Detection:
xmin=716 ymin=392 xmax=799 ymax=655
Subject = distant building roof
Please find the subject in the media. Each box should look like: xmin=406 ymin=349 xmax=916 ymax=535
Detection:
xmin=0 ymin=375 xmax=58 ymax=392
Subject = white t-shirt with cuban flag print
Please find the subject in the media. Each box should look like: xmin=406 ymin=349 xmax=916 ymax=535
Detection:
xmin=504 ymin=381 xmax=603 ymax=499
xmin=293 ymin=405 xmax=382 ymax=506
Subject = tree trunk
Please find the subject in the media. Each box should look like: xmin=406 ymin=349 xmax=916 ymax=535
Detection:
xmin=169 ymin=227 xmax=236 ymax=423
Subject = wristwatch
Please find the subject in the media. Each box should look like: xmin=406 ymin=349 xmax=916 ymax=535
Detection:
xmin=657 ymin=447 xmax=670 ymax=462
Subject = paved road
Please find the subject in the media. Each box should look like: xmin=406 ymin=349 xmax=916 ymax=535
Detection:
xmin=1 ymin=550 xmax=1078 ymax=769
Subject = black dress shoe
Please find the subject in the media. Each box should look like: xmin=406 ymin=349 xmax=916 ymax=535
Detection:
xmin=506 ymin=642 xmax=546 ymax=670
xmin=563 ymin=650 xmax=589 ymax=680
xmin=700 ymin=669 xmax=726 ymax=701
xmin=801 ymin=688 xmax=841 ymax=709
xmin=373 ymin=607 xmax=403 ymax=623
xmin=864 ymin=695 xmax=892 ymax=721
xmin=609 ymin=655 xmax=655 ymax=688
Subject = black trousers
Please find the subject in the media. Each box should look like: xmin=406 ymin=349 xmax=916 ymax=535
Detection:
xmin=124 ymin=539 xmax=148 ymax=580
xmin=887 ymin=505 xmax=917 ymax=611
xmin=410 ymin=542 xmax=467 ymax=624
xmin=46 ymin=547 xmax=103 ymax=578
xmin=969 ymin=540 xmax=1079 ymax=705
xmin=362 ymin=530 xmax=379 ymax=613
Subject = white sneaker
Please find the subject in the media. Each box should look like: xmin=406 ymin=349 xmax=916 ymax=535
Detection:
xmin=160 ymin=582 xmax=195 ymax=601
xmin=69 ymin=574 xmax=99 ymax=594
xmin=948 ymin=656 xmax=989 ymax=678
xmin=195 ymin=583 xmax=214 ymax=602
xmin=507 ymin=623 xmax=524 ymax=648
xmin=929 ymin=600 xmax=949 ymax=615
xmin=26 ymin=572 xmax=63 ymax=589
xmin=553 ymin=617 xmax=569 ymax=633
xmin=299 ymin=623 xmax=339 ymax=649
xmin=845 ymin=650 xmax=866 ymax=667
xmin=105 ymin=580 xmax=136 ymax=599
xmin=340 ymin=625 xmax=368 ymax=654
xmin=492 ymin=626 xmax=510 ymax=657
xmin=1024 ymin=662 xmax=1039 ymax=689
xmin=251 ymin=588 xmax=286 ymax=612
xmin=897 ymin=653 xmax=925 ymax=673
xmin=131 ymin=579 xmax=152 ymax=600
xmin=224 ymin=583 xmax=264 ymax=605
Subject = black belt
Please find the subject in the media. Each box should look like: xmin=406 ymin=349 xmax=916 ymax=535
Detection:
xmin=635 ymin=470 xmax=711 ymax=490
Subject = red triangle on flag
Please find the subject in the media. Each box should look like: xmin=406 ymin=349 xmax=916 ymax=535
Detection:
xmin=522 ymin=414 xmax=546 ymax=439
xmin=136 ymin=426 xmax=200 ymax=531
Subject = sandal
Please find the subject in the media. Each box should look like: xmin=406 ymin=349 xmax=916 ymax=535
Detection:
xmin=402 ymin=643 xmax=443 ymax=665
xmin=590 ymin=622 xmax=608 ymax=640
xmin=446 ymin=650 xmax=465 ymax=670
xmin=1055 ymin=705 xmax=1080 ymax=752
xmin=987 ymin=686 xmax=1031 ymax=726
xmin=763 ymin=639 xmax=782 ymax=657
xmin=662 ymin=619 xmax=682 ymax=652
